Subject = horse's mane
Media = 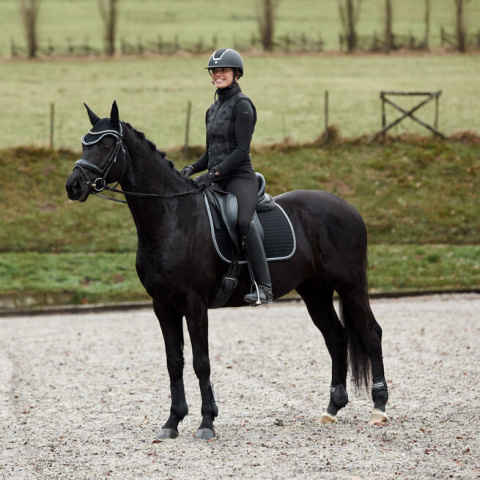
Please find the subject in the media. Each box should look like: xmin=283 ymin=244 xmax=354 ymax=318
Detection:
xmin=124 ymin=121 xmax=166 ymax=158
xmin=123 ymin=122 xmax=197 ymax=186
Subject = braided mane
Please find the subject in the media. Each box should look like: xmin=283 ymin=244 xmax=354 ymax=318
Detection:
xmin=123 ymin=122 xmax=195 ymax=184
xmin=124 ymin=121 xmax=174 ymax=167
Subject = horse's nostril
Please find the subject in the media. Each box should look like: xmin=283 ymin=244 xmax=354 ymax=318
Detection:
xmin=66 ymin=177 xmax=87 ymax=201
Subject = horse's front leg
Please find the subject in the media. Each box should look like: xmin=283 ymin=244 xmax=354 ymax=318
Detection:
xmin=185 ymin=302 xmax=218 ymax=440
xmin=154 ymin=301 xmax=189 ymax=439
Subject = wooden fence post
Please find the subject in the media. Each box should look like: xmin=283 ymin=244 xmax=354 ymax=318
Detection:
xmin=324 ymin=91 xmax=329 ymax=142
xmin=50 ymin=103 xmax=55 ymax=150
xmin=381 ymin=92 xmax=386 ymax=138
xmin=184 ymin=101 xmax=192 ymax=154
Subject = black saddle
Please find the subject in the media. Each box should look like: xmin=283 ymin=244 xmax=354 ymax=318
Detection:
xmin=205 ymin=173 xmax=275 ymax=251
xmin=204 ymin=173 xmax=295 ymax=264
xmin=204 ymin=173 xmax=296 ymax=309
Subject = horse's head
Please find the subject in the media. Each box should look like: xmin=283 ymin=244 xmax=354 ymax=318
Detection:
xmin=66 ymin=101 xmax=128 ymax=202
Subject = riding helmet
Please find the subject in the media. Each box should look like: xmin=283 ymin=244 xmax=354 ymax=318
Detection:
xmin=206 ymin=48 xmax=244 ymax=78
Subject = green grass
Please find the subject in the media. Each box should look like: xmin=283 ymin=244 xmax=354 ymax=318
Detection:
xmin=1 ymin=139 xmax=478 ymax=254
xmin=0 ymin=138 xmax=478 ymax=308
xmin=2 ymin=0 xmax=480 ymax=55
xmin=0 ymin=245 xmax=478 ymax=307
xmin=1 ymin=54 xmax=480 ymax=151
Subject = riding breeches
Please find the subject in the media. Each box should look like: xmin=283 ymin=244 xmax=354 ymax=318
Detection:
xmin=215 ymin=172 xmax=258 ymax=237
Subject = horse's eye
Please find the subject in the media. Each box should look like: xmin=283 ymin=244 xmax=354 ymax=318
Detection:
xmin=103 ymin=138 xmax=115 ymax=149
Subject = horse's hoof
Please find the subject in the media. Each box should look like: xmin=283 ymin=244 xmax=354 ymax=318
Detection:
xmin=368 ymin=409 xmax=389 ymax=425
xmin=320 ymin=412 xmax=338 ymax=424
xmin=194 ymin=428 xmax=215 ymax=440
xmin=156 ymin=428 xmax=179 ymax=439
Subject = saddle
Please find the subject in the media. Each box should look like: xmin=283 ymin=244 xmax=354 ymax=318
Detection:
xmin=204 ymin=173 xmax=296 ymax=308
xmin=204 ymin=173 xmax=275 ymax=251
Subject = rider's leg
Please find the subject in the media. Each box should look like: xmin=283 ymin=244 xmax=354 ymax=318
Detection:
xmin=242 ymin=223 xmax=273 ymax=305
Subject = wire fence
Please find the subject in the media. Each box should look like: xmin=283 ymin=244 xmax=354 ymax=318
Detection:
xmin=7 ymin=32 xmax=325 ymax=58
xmin=6 ymin=28 xmax=480 ymax=59
xmin=339 ymin=29 xmax=480 ymax=52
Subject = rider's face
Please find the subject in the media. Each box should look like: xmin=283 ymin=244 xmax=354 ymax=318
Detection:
xmin=210 ymin=67 xmax=235 ymax=89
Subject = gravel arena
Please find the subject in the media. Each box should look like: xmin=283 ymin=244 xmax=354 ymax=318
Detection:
xmin=1 ymin=294 xmax=479 ymax=479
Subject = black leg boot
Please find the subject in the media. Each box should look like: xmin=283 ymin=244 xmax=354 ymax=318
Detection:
xmin=242 ymin=225 xmax=273 ymax=305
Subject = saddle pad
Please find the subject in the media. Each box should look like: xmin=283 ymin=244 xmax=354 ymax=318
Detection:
xmin=204 ymin=197 xmax=296 ymax=264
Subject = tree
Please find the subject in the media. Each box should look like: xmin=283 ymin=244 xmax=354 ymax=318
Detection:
xmin=98 ymin=0 xmax=119 ymax=56
xmin=424 ymin=0 xmax=431 ymax=49
xmin=454 ymin=0 xmax=471 ymax=53
xmin=19 ymin=0 xmax=41 ymax=59
xmin=384 ymin=0 xmax=393 ymax=53
xmin=256 ymin=0 xmax=280 ymax=52
xmin=338 ymin=0 xmax=363 ymax=53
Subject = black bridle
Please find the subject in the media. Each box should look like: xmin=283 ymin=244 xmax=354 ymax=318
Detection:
xmin=73 ymin=123 xmax=200 ymax=204
xmin=74 ymin=123 xmax=128 ymax=201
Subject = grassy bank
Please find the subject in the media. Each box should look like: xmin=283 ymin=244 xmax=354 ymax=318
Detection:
xmin=1 ymin=137 xmax=478 ymax=253
xmin=1 ymin=245 xmax=478 ymax=308
xmin=0 ymin=138 xmax=478 ymax=307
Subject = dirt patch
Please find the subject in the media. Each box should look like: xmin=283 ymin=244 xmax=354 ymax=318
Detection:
xmin=0 ymin=294 xmax=479 ymax=479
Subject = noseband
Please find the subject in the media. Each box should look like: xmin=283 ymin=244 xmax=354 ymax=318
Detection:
xmin=74 ymin=123 xmax=128 ymax=194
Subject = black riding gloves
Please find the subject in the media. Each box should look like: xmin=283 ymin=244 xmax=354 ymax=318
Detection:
xmin=195 ymin=169 xmax=219 ymax=189
xmin=180 ymin=165 xmax=194 ymax=178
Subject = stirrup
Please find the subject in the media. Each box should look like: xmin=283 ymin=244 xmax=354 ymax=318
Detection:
xmin=244 ymin=283 xmax=273 ymax=306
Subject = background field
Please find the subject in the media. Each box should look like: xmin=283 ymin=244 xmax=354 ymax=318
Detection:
xmin=1 ymin=54 xmax=480 ymax=151
xmin=1 ymin=0 xmax=480 ymax=150
xmin=2 ymin=0 xmax=480 ymax=55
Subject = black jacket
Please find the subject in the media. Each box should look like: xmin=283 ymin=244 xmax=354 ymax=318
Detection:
xmin=192 ymin=84 xmax=256 ymax=179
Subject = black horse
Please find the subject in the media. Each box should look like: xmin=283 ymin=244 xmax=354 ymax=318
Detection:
xmin=65 ymin=102 xmax=388 ymax=440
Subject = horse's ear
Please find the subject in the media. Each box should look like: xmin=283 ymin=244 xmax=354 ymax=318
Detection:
xmin=84 ymin=103 xmax=100 ymax=126
xmin=110 ymin=101 xmax=120 ymax=131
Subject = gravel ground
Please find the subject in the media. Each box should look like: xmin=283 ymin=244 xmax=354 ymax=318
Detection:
xmin=0 ymin=294 xmax=479 ymax=480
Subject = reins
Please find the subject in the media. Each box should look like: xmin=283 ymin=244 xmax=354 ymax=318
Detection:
xmin=94 ymin=184 xmax=202 ymax=204
xmin=74 ymin=123 xmax=201 ymax=204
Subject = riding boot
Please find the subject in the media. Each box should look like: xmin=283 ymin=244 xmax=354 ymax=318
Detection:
xmin=242 ymin=225 xmax=273 ymax=305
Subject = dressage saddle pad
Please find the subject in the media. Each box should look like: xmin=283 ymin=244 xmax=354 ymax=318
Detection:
xmin=204 ymin=196 xmax=296 ymax=264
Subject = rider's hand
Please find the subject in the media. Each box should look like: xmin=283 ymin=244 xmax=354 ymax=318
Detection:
xmin=180 ymin=165 xmax=194 ymax=178
xmin=195 ymin=169 xmax=218 ymax=189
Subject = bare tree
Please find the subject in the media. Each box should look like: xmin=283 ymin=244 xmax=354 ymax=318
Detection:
xmin=424 ymin=0 xmax=431 ymax=49
xmin=256 ymin=0 xmax=280 ymax=52
xmin=454 ymin=0 xmax=470 ymax=53
xmin=19 ymin=0 xmax=41 ymax=59
xmin=384 ymin=0 xmax=393 ymax=53
xmin=338 ymin=0 xmax=363 ymax=53
xmin=98 ymin=0 xmax=119 ymax=56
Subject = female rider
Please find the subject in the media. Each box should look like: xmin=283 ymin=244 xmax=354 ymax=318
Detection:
xmin=180 ymin=48 xmax=273 ymax=305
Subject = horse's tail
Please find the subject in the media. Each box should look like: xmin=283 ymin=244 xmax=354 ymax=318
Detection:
xmin=339 ymin=296 xmax=372 ymax=392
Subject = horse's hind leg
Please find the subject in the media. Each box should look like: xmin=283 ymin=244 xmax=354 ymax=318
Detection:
xmin=296 ymin=277 xmax=349 ymax=424
xmin=154 ymin=301 xmax=189 ymax=439
xmin=339 ymin=291 xmax=389 ymax=424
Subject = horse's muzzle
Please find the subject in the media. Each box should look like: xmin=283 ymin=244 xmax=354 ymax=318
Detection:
xmin=65 ymin=170 xmax=90 ymax=202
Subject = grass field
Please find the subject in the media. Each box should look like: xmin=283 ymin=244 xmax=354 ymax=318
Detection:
xmin=1 ymin=139 xmax=478 ymax=253
xmin=1 ymin=244 xmax=479 ymax=306
xmin=1 ymin=0 xmax=480 ymax=55
xmin=1 ymin=53 xmax=480 ymax=151
xmin=0 ymin=139 xmax=478 ymax=307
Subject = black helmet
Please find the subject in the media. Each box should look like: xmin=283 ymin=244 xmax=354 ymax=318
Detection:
xmin=206 ymin=48 xmax=244 ymax=77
